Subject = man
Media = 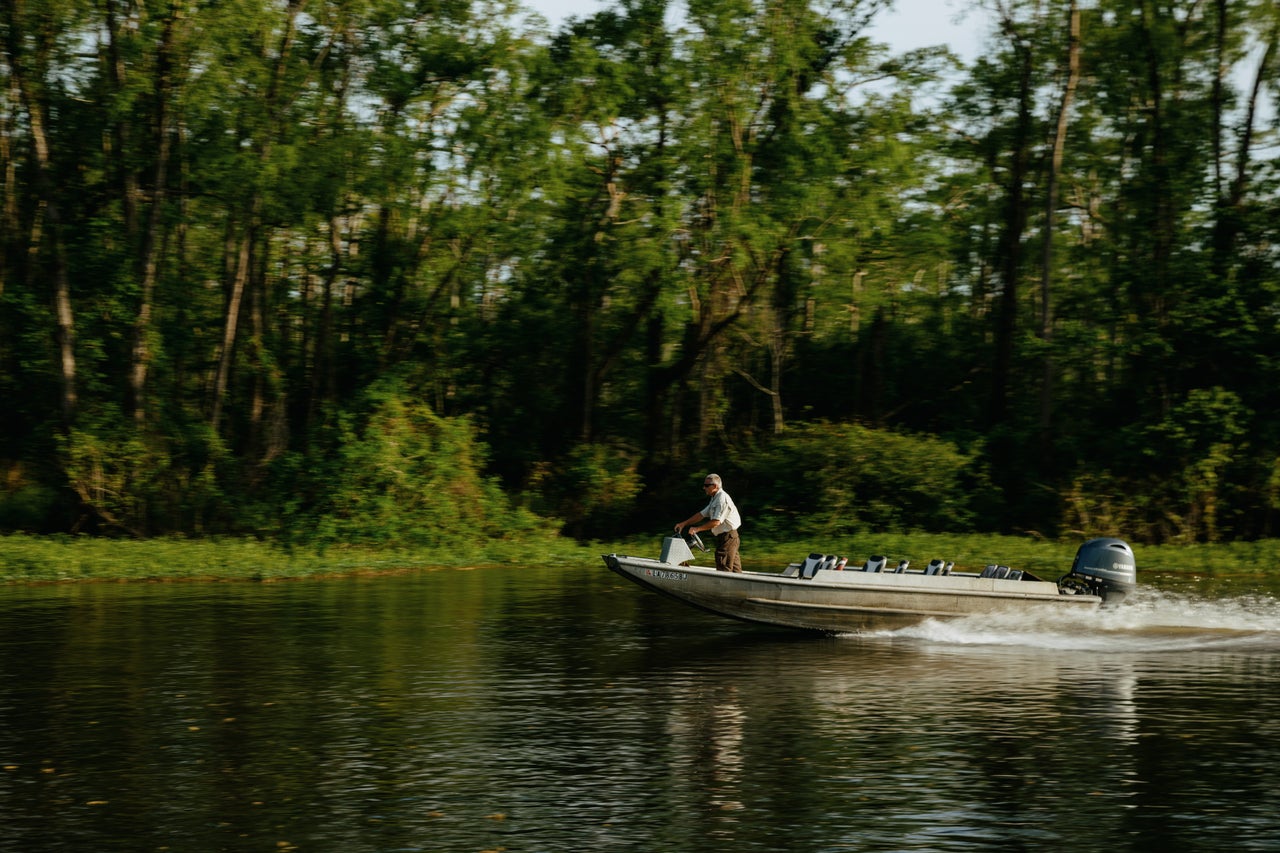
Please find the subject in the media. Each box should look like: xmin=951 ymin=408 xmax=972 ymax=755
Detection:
xmin=674 ymin=473 xmax=743 ymax=573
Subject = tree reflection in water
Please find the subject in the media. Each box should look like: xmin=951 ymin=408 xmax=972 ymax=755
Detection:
xmin=0 ymin=568 xmax=1278 ymax=852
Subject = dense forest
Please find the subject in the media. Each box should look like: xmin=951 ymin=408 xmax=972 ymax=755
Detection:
xmin=2 ymin=0 xmax=1278 ymax=546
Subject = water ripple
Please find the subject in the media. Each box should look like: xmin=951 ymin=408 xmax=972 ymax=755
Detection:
xmin=2 ymin=567 xmax=1279 ymax=852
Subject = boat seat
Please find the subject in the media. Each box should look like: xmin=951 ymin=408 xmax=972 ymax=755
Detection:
xmin=980 ymin=565 xmax=1012 ymax=579
xmin=944 ymin=562 xmax=954 ymax=575
xmin=862 ymin=555 xmax=887 ymax=573
xmin=894 ymin=559 xmax=909 ymax=573
xmin=924 ymin=559 xmax=946 ymax=575
xmin=801 ymin=553 xmax=826 ymax=579
xmin=1007 ymin=570 xmax=1023 ymax=580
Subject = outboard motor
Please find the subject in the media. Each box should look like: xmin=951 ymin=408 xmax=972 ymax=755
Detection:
xmin=1060 ymin=538 xmax=1137 ymax=606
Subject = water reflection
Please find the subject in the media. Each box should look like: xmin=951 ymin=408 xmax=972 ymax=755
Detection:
xmin=1 ymin=569 xmax=1278 ymax=851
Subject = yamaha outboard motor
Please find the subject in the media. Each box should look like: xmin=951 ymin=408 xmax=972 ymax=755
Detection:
xmin=1060 ymin=538 xmax=1137 ymax=606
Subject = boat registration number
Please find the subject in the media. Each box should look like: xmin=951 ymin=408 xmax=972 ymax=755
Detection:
xmin=645 ymin=568 xmax=687 ymax=581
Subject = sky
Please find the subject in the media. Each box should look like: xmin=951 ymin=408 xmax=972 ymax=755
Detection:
xmin=524 ymin=0 xmax=990 ymax=62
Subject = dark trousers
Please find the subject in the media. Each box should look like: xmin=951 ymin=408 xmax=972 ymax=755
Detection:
xmin=714 ymin=529 xmax=742 ymax=573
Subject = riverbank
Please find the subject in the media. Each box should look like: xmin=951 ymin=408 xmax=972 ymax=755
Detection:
xmin=0 ymin=533 xmax=608 ymax=583
xmin=2 ymin=531 xmax=1278 ymax=584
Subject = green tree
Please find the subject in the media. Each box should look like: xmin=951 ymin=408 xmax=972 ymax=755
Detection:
xmin=2 ymin=0 xmax=89 ymax=430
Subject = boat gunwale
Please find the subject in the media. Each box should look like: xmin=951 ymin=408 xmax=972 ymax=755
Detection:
xmin=603 ymin=553 xmax=1100 ymax=605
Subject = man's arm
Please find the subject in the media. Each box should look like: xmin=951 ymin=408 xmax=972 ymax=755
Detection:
xmin=674 ymin=511 xmax=708 ymax=534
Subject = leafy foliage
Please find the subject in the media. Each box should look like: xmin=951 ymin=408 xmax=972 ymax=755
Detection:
xmin=1 ymin=0 xmax=1278 ymax=547
xmin=752 ymin=422 xmax=988 ymax=537
xmin=294 ymin=381 xmax=557 ymax=548
xmin=527 ymin=443 xmax=645 ymax=538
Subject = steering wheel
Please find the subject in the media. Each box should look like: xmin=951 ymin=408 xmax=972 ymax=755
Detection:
xmin=684 ymin=529 xmax=707 ymax=552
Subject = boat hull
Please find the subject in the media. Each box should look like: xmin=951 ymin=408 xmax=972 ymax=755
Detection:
xmin=602 ymin=553 xmax=1102 ymax=633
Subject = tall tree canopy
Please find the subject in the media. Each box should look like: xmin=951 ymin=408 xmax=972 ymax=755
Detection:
xmin=2 ymin=0 xmax=1277 ymax=544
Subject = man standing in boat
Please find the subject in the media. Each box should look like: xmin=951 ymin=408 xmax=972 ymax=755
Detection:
xmin=675 ymin=474 xmax=743 ymax=573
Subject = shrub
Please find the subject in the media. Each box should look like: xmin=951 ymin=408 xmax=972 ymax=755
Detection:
xmin=305 ymin=380 xmax=557 ymax=547
xmin=751 ymin=421 xmax=988 ymax=537
xmin=527 ymin=443 xmax=644 ymax=539
xmin=0 ymin=480 xmax=60 ymax=532
xmin=57 ymin=412 xmax=226 ymax=536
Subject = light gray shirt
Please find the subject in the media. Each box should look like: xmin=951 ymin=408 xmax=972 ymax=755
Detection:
xmin=701 ymin=490 xmax=742 ymax=536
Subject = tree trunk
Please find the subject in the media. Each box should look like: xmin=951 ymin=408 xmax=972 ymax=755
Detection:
xmin=0 ymin=76 xmax=17 ymax=299
xmin=5 ymin=18 xmax=77 ymax=427
xmin=210 ymin=223 xmax=254 ymax=433
xmin=1210 ymin=11 xmax=1276 ymax=279
xmin=990 ymin=31 xmax=1033 ymax=430
xmin=209 ymin=0 xmax=300 ymax=435
xmin=1038 ymin=0 xmax=1081 ymax=451
xmin=129 ymin=9 xmax=181 ymax=424
xmin=102 ymin=0 xmax=140 ymax=239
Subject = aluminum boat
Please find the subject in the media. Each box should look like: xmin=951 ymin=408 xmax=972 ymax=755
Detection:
xmin=602 ymin=534 xmax=1136 ymax=633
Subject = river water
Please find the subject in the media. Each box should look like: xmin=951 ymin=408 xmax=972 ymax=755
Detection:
xmin=1 ymin=558 xmax=1278 ymax=852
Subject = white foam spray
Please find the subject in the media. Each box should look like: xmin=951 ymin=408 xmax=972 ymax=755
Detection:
xmin=868 ymin=586 xmax=1280 ymax=653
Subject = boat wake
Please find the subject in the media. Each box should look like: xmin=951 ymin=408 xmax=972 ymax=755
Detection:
xmin=868 ymin=587 xmax=1280 ymax=653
